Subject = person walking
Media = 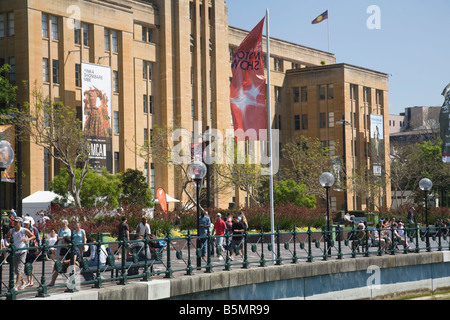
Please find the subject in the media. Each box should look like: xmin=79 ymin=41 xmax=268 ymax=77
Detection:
xmin=198 ymin=211 xmax=211 ymax=261
xmin=230 ymin=216 xmax=246 ymax=261
xmin=6 ymin=217 xmax=36 ymax=290
xmin=212 ymin=213 xmax=227 ymax=260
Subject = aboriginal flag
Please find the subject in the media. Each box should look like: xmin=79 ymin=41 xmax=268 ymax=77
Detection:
xmin=312 ymin=10 xmax=328 ymax=24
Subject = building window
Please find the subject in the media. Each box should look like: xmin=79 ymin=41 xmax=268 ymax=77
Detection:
xmin=301 ymin=114 xmax=308 ymax=130
xmin=319 ymin=85 xmax=326 ymax=100
xmin=327 ymin=84 xmax=334 ymax=99
xmin=319 ymin=112 xmax=326 ymax=128
xmin=142 ymin=26 xmax=153 ymax=43
xmin=114 ymin=152 xmax=120 ymax=174
xmin=328 ymin=112 xmax=335 ymax=128
xmin=293 ymin=87 xmax=299 ymax=103
xmin=294 ymin=115 xmax=300 ymax=130
xmin=74 ymin=24 xmax=81 ymax=44
xmin=0 ymin=14 xmax=4 ymax=38
xmin=376 ymin=90 xmax=383 ymax=106
xmin=143 ymin=61 xmax=153 ymax=80
xmin=301 ymin=86 xmax=307 ymax=102
xmin=113 ymin=111 xmax=119 ymax=133
xmin=7 ymin=12 xmax=14 ymax=37
xmin=149 ymin=95 xmax=154 ymax=114
xmin=8 ymin=57 xmax=15 ymax=82
xmin=143 ymin=95 xmax=148 ymax=113
xmin=113 ymin=71 xmax=119 ymax=92
xmin=111 ymin=30 xmax=118 ymax=52
xmin=191 ymin=99 xmax=195 ymax=118
xmin=328 ymin=140 xmax=335 ymax=156
xmin=275 ymin=87 xmax=282 ymax=103
xmin=150 ymin=163 xmax=155 ymax=195
xmin=274 ymin=58 xmax=283 ymax=72
xmin=82 ymin=23 xmax=89 ymax=46
xmin=41 ymin=13 xmax=48 ymax=38
xmin=42 ymin=58 xmax=49 ymax=82
xmin=190 ymin=35 xmax=195 ymax=52
xmin=104 ymin=29 xmax=110 ymax=51
xmin=144 ymin=128 xmax=149 ymax=146
xmin=350 ymin=84 xmax=357 ymax=100
xmin=75 ymin=64 xmax=81 ymax=87
xmin=52 ymin=59 xmax=59 ymax=84
xmin=51 ymin=15 xmax=58 ymax=40
xmin=363 ymin=87 xmax=371 ymax=104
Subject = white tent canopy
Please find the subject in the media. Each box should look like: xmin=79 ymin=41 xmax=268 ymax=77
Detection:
xmin=153 ymin=194 xmax=180 ymax=204
xmin=22 ymin=191 xmax=72 ymax=222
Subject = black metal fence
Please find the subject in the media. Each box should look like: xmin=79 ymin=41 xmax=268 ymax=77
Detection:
xmin=1 ymin=223 xmax=449 ymax=300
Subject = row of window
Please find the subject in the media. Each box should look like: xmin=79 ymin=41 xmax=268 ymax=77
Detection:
xmin=0 ymin=12 xmax=14 ymax=37
xmin=42 ymin=59 xmax=119 ymax=91
xmin=42 ymin=13 xmax=154 ymax=52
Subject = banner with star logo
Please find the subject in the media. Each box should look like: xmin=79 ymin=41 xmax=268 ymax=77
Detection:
xmin=230 ymin=17 xmax=267 ymax=141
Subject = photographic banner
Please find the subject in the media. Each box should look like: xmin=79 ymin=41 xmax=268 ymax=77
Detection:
xmin=0 ymin=125 xmax=15 ymax=183
xmin=81 ymin=62 xmax=113 ymax=173
xmin=370 ymin=114 xmax=384 ymax=176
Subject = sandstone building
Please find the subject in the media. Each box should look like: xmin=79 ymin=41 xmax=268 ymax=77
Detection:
xmin=0 ymin=0 xmax=390 ymax=211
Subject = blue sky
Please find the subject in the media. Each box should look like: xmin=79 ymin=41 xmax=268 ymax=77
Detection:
xmin=227 ymin=0 xmax=450 ymax=115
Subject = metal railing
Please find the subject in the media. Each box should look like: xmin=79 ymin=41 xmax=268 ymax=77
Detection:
xmin=1 ymin=223 xmax=449 ymax=300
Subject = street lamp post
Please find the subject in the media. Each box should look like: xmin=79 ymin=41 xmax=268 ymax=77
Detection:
xmin=337 ymin=115 xmax=351 ymax=214
xmin=0 ymin=140 xmax=15 ymax=239
xmin=419 ymin=178 xmax=433 ymax=252
xmin=320 ymin=172 xmax=335 ymax=257
xmin=187 ymin=160 xmax=207 ymax=268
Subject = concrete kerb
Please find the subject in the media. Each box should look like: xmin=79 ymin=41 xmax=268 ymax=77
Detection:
xmin=26 ymin=251 xmax=450 ymax=300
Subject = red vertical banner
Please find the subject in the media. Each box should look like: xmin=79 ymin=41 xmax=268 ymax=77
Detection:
xmin=230 ymin=17 xmax=267 ymax=141
xmin=156 ymin=187 xmax=168 ymax=213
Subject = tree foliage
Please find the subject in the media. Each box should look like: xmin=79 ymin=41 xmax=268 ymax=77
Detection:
xmin=13 ymin=83 xmax=90 ymax=207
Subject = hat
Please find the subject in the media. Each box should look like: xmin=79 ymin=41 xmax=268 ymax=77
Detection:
xmin=358 ymin=223 xmax=365 ymax=229
xmin=23 ymin=217 xmax=31 ymax=225
xmin=2 ymin=211 xmax=7 ymax=216
xmin=14 ymin=217 xmax=23 ymax=223
xmin=216 ymin=213 xmax=221 ymax=217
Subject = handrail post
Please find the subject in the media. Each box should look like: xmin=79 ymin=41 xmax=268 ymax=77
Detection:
xmin=36 ymin=232 xmax=49 ymax=297
xmin=224 ymin=229 xmax=231 ymax=271
xmin=276 ymin=226 xmax=282 ymax=265
xmin=205 ymin=229 xmax=212 ymax=273
xmin=307 ymin=226 xmax=313 ymax=262
xmin=119 ymin=234 xmax=127 ymax=285
xmin=337 ymin=223 xmax=343 ymax=260
xmin=242 ymin=229 xmax=249 ymax=269
xmin=186 ymin=229 xmax=193 ymax=275
xmin=94 ymin=232 xmax=103 ymax=288
xmin=7 ymin=232 xmax=16 ymax=300
xmin=259 ymin=228 xmax=266 ymax=267
xmin=142 ymin=231 xmax=150 ymax=282
xmin=65 ymin=233 xmax=77 ymax=293
xmin=292 ymin=227 xmax=298 ymax=264
xmin=164 ymin=229 xmax=173 ymax=278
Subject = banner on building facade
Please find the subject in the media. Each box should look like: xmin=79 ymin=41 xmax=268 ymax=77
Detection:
xmin=81 ymin=62 xmax=113 ymax=173
xmin=0 ymin=125 xmax=15 ymax=183
xmin=440 ymin=84 xmax=450 ymax=163
xmin=230 ymin=17 xmax=267 ymax=141
xmin=370 ymin=114 xmax=384 ymax=176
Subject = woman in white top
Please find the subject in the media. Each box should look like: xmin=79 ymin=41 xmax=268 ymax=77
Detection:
xmin=46 ymin=228 xmax=58 ymax=259
xmin=136 ymin=217 xmax=151 ymax=237
xmin=7 ymin=217 xmax=36 ymax=290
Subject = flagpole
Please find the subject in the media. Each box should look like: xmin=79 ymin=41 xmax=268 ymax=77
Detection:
xmin=327 ymin=9 xmax=330 ymax=52
xmin=266 ymin=8 xmax=275 ymax=261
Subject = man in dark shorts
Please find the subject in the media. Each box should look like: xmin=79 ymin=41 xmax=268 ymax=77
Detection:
xmin=230 ymin=216 xmax=246 ymax=261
